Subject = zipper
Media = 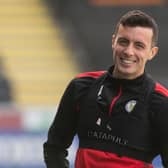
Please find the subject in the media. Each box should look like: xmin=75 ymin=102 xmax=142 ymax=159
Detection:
xmin=109 ymin=86 xmax=122 ymax=116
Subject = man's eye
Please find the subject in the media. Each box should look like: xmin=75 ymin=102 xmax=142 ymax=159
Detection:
xmin=135 ymin=43 xmax=145 ymax=49
xmin=118 ymin=40 xmax=128 ymax=46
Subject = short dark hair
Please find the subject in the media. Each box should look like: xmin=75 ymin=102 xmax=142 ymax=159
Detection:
xmin=114 ymin=10 xmax=159 ymax=46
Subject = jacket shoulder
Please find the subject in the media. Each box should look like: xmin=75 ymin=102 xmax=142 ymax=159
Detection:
xmin=76 ymin=71 xmax=106 ymax=79
xmin=149 ymin=82 xmax=168 ymax=114
xmin=154 ymin=82 xmax=168 ymax=97
xmin=69 ymin=71 xmax=106 ymax=99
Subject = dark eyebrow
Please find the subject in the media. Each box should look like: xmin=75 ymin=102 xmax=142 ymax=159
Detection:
xmin=118 ymin=37 xmax=128 ymax=41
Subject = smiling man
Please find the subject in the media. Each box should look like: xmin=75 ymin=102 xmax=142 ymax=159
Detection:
xmin=112 ymin=11 xmax=158 ymax=80
xmin=43 ymin=10 xmax=168 ymax=168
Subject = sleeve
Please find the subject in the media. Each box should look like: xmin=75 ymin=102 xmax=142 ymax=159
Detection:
xmin=43 ymin=79 xmax=79 ymax=168
xmin=150 ymin=92 xmax=168 ymax=167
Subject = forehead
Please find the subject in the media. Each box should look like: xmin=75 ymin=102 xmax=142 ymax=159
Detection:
xmin=116 ymin=25 xmax=153 ymax=45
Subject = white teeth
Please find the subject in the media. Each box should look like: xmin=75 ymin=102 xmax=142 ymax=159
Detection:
xmin=121 ymin=58 xmax=135 ymax=64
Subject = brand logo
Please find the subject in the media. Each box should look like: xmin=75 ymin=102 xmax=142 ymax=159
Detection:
xmin=125 ymin=100 xmax=137 ymax=113
xmin=96 ymin=117 xmax=101 ymax=126
xmin=87 ymin=130 xmax=128 ymax=145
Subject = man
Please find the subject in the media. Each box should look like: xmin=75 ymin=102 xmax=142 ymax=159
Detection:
xmin=43 ymin=10 xmax=168 ymax=168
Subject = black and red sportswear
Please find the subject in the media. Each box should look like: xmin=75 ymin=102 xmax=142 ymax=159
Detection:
xmin=43 ymin=66 xmax=168 ymax=168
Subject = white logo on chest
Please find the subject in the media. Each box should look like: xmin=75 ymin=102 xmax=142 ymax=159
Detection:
xmin=125 ymin=100 xmax=137 ymax=113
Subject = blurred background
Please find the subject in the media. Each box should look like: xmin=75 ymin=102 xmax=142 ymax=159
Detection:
xmin=0 ymin=0 xmax=167 ymax=167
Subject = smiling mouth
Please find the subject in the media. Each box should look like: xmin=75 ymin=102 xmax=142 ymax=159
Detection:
xmin=120 ymin=57 xmax=136 ymax=65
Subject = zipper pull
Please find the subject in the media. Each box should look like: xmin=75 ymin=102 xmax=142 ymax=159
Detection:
xmin=97 ymin=85 xmax=104 ymax=97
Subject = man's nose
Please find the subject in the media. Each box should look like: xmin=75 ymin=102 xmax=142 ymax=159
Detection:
xmin=123 ymin=44 xmax=134 ymax=56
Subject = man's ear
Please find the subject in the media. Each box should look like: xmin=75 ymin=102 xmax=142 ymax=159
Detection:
xmin=148 ymin=46 xmax=159 ymax=60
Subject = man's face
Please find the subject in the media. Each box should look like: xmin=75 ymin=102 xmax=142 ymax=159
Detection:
xmin=112 ymin=24 xmax=158 ymax=79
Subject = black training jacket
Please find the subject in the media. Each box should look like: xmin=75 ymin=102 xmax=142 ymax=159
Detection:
xmin=44 ymin=66 xmax=168 ymax=168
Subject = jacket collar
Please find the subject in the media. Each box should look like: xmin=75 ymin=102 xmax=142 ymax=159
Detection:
xmin=106 ymin=66 xmax=147 ymax=86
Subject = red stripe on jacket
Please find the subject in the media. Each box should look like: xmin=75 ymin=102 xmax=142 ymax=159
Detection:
xmin=155 ymin=83 xmax=168 ymax=97
xmin=76 ymin=71 xmax=106 ymax=78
